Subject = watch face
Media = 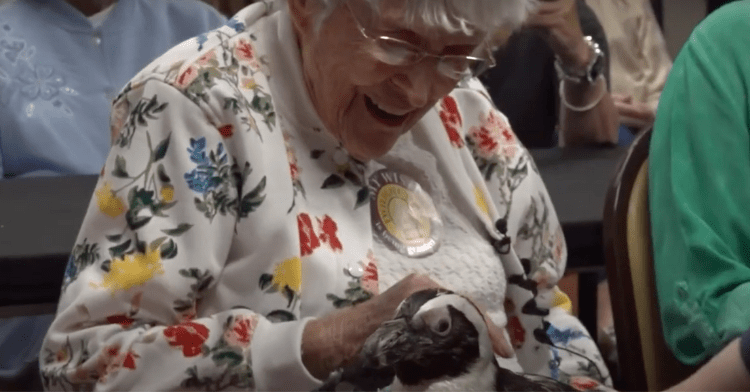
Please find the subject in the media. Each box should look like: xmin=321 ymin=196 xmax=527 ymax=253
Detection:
xmin=588 ymin=45 xmax=604 ymax=83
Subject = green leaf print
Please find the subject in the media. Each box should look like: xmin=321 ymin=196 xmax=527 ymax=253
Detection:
xmin=152 ymin=133 xmax=171 ymax=162
xmin=321 ymin=174 xmax=346 ymax=189
xmin=161 ymin=223 xmax=194 ymax=236
xmin=113 ymin=156 xmax=129 ymax=178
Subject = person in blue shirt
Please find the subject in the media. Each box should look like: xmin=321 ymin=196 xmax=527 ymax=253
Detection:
xmin=0 ymin=0 xmax=226 ymax=178
xmin=0 ymin=0 xmax=225 ymax=388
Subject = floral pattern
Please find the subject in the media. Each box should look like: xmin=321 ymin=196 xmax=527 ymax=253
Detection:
xmin=259 ymin=256 xmax=302 ymax=308
xmin=223 ymin=314 xmax=259 ymax=349
xmin=439 ymin=96 xmax=464 ymax=148
xmin=313 ymin=147 xmax=370 ymax=209
xmin=184 ymin=136 xmax=267 ymax=223
xmin=297 ymin=212 xmax=344 ymax=256
xmin=327 ymin=250 xmax=379 ymax=308
xmin=0 ymin=23 xmax=78 ymax=114
xmin=164 ymin=321 xmax=210 ymax=357
xmin=284 ymin=131 xmax=306 ymax=212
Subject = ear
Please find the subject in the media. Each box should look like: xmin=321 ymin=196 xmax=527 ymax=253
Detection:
xmin=288 ymin=0 xmax=317 ymax=37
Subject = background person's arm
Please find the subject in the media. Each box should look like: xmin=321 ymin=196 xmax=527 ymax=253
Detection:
xmin=667 ymin=327 xmax=750 ymax=391
xmin=527 ymin=0 xmax=618 ymax=146
xmin=649 ymin=2 xmax=750 ymax=366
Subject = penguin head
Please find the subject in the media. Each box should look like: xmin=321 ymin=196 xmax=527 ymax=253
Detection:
xmin=361 ymin=288 xmax=495 ymax=386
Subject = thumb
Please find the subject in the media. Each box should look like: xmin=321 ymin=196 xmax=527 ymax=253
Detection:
xmin=484 ymin=314 xmax=514 ymax=358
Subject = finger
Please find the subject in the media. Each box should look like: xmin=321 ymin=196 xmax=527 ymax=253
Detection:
xmin=484 ymin=314 xmax=514 ymax=358
xmin=611 ymin=93 xmax=628 ymax=101
xmin=462 ymin=295 xmax=515 ymax=358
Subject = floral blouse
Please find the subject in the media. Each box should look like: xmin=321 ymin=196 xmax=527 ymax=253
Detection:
xmin=40 ymin=1 xmax=611 ymax=391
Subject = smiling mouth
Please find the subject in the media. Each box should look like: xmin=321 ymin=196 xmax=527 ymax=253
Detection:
xmin=365 ymin=95 xmax=410 ymax=127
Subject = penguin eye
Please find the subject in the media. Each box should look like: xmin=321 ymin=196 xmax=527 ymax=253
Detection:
xmin=432 ymin=318 xmax=451 ymax=336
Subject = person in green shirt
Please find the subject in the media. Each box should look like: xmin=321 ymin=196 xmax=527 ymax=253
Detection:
xmin=650 ymin=0 xmax=750 ymax=366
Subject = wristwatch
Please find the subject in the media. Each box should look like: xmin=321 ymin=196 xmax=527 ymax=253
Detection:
xmin=554 ymin=36 xmax=605 ymax=84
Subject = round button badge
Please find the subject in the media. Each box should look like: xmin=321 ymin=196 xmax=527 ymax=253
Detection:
xmin=368 ymin=169 xmax=442 ymax=257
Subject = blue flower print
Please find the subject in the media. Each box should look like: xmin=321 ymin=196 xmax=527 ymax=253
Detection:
xmin=17 ymin=64 xmax=64 ymax=100
xmin=546 ymin=323 xmax=586 ymax=346
xmin=62 ymin=254 xmax=78 ymax=286
xmin=185 ymin=168 xmax=220 ymax=194
xmin=188 ymin=137 xmax=209 ymax=165
xmin=197 ymin=33 xmax=208 ymax=51
xmin=0 ymin=39 xmax=24 ymax=63
xmin=225 ymin=18 xmax=245 ymax=33
xmin=549 ymin=347 xmax=562 ymax=379
xmin=184 ymin=137 xmax=228 ymax=194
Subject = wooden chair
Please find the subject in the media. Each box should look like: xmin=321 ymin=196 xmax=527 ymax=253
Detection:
xmin=602 ymin=128 xmax=697 ymax=391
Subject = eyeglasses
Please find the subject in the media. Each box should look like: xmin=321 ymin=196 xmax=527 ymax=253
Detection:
xmin=344 ymin=1 xmax=496 ymax=80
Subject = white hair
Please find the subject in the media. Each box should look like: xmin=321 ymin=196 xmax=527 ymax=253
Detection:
xmin=313 ymin=0 xmax=538 ymax=36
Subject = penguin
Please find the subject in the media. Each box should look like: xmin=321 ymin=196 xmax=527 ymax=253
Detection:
xmin=316 ymin=288 xmax=582 ymax=391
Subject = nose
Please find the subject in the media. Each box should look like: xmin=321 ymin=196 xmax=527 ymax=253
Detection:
xmin=390 ymin=61 xmax=443 ymax=108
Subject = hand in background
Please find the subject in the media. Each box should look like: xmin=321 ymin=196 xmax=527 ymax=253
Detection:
xmin=526 ymin=0 xmax=591 ymax=70
xmin=612 ymin=93 xmax=656 ymax=129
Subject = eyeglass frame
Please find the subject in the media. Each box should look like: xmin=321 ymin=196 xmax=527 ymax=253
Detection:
xmin=343 ymin=0 xmax=497 ymax=80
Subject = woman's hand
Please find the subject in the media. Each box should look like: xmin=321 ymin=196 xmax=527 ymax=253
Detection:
xmin=301 ymin=273 xmax=443 ymax=379
xmin=301 ymin=273 xmax=513 ymax=380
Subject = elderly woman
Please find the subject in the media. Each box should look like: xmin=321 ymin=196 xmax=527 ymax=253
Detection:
xmin=40 ymin=0 xmax=611 ymax=390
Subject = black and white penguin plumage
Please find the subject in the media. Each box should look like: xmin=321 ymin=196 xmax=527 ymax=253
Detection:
xmin=315 ymin=288 xmax=579 ymax=391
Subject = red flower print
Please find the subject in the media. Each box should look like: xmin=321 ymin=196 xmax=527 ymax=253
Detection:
xmin=570 ymin=376 xmax=601 ymax=391
xmin=197 ymin=50 xmax=217 ymax=66
xmin=284 ymin=132 xmax=301 ymax=181
xmin=507 ymin=316 xmax=525 ymax=349
xmin=439 ymin=96 xmax=464 ymax=148
xmin=179 ymin=308 xmax=197 ymax=323
xmin=471 ymin=125 xmax=499 ymax=156
xmin=122 ymin=352 xmax=138 ymax=369
xmin=501 ymin=127 xmax=515 ymax=143
xmin=110 ymin=99 xmax=129 ymax=143
xmin=106 ymin=314 xmax=136 ymax=328
xmin=218 ymin=124 xmax=234 ymax=138
xmin=362 ymin=262 xmax=379 ymax=295
xmin=96 ymin=345 xmax=138 ymax=382
xmin=318 ymin=215 xmax=343 ymax=252
xmin=163 ymin=321 xmax=210 ymax=357
xmin=468 ymin=110 xmax=518 ymax=159
xmin=174 ymin=65 xmax=199 ymax=89
xmin=224 ymin=314 xmax=259 ymax=349
xmin=298 ymin=213 xmax=321 ymax=256
xmin=553 ymin=228 xmax=565 ymax=265
xmin=234 ymin=39 xmax=260 ymax=71
xmin=289 ymin=161 xmax=299 ymax=181
xmin=107 ymin=346 xmax=119 ymax=357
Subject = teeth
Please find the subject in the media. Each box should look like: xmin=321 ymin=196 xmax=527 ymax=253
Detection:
xmin=370 ymin=96 xmax=410 ymax=116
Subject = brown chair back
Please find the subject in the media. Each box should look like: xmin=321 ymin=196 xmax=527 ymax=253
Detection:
xmin=603 ymin=128 xmax=697 ymax=391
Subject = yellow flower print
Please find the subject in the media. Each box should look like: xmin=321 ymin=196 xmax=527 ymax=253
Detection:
xmin=95 ymin=182 xmax=125 ymax=218
xmin=241 ymin=77 xmax=257 ymax=90
xmin=161 ymin=185 xmax=174 ymax=202
xmin=551 ymin=286 xmax=573 ymax=314
xmin=98 ymin=248 xmax=164 ymax=294
xmin=473 ymin=185 xmax=491 ymax=218
xmin=272 ymin=257 xmax=301 ymax=293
